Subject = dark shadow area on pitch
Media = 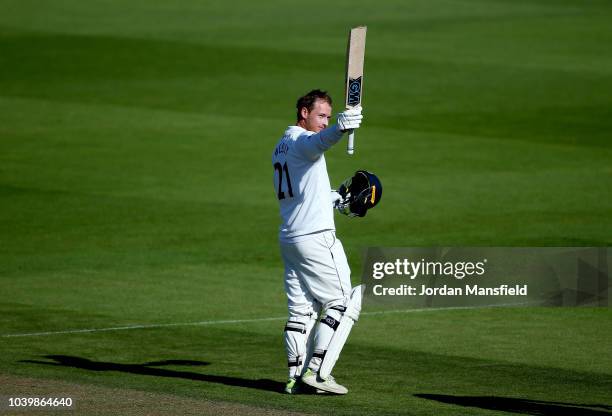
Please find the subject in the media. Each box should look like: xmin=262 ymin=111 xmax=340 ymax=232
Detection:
xmin=21 ymin=355 xmax=284 ymax=393
xmin=415 ymin=393 xmax=612 ymax=416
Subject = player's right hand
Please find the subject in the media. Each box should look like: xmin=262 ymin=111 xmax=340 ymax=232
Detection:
xmin=337 ymin=106 xmax=363 ymax=131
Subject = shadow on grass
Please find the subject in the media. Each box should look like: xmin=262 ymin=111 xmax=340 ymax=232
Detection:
xmin=415 ymin=393 xmax=612 ymax=416
xmin=22 ymin=355 xmax=284 ymax=394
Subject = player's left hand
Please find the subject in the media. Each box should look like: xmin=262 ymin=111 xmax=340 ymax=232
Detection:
xmin=337 ymin=106 xmax=363 ymax=131
xmin=332 ymin=190 xmax=352 ymax=216
xmin=331 ymin=190 xmax=343 ymax=205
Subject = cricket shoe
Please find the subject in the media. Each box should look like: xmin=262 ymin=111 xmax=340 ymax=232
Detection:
xmin=285 ymin=377 xmax=299 ymax=394
xmin=285 ymin=377 xmax=328 ymax=395
xmin=301 ymin=368 xmax=348 ymax=395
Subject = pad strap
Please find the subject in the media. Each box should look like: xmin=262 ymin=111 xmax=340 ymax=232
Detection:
xmin=288 ymin=358 xmax=303 ymax=367
xmin=330 ymin=305 xmax=347 ymax=312
xmin=284 ymin=322 xmax=306 ymax=334
xmin=320 ymin=315 xmax=340 ymax=331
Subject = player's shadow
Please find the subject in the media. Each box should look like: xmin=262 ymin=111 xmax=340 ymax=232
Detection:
xmin=415 ymin=393 xmax=612 ymax=416
xmin=21 ymin=355 xmax=284 ymax=393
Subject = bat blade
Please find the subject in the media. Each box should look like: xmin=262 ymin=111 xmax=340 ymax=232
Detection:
xmin=345 ymin=26 xmax=367 ymax=155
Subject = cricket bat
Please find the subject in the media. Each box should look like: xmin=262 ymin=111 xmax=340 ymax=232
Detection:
xmin=345 ymin=26 xmax=367 ymax=155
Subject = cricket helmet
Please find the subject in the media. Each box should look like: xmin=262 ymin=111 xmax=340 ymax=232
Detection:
xmin=337 ymin=170 xmax=382 ymax=217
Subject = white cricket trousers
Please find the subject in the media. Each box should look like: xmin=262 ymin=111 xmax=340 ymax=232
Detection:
xmin=280 ymin=230 xmax=352 ymax=317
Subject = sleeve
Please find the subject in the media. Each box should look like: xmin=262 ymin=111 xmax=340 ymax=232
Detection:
xmin=293 ymin=125 xmax=344 ymax=161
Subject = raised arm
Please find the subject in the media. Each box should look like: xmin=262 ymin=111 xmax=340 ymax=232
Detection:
xmin=294 ymin=107 xmax=363 ymax=161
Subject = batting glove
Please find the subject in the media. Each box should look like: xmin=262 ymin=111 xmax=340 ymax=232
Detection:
xmin=332 ymin=190 xmax=352 ymax=216
xmin=336 ymin=106 xmax=363 ymax=132
xmin=331 ymin=190 xmax=343 ymax=205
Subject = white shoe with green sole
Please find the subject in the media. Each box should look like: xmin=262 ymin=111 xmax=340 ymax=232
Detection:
xmin=301 ymin=368 xmax=348 ymax=395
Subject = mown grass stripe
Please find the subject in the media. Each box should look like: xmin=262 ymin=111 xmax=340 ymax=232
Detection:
xmin=1 ymin=303 xmax=530 ymax=338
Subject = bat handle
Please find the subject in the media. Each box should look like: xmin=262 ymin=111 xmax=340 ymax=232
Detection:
xmin=347 ymin=130 xmax=355 ymax=155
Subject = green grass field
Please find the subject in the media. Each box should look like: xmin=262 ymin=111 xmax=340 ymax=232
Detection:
xmin=1 ymin=0 xmax=611 ymax=415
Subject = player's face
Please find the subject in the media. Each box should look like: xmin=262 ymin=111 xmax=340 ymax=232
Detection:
xmin=302 ymin=100 xmax=332 ymax=133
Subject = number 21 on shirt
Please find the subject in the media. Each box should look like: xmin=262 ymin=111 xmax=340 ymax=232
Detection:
xmin=274 ymin=162 xmax=294 ymax=200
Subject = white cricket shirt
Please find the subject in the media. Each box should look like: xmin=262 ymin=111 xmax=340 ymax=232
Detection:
xmin=272 ymin=125 xmax=344 ymax=242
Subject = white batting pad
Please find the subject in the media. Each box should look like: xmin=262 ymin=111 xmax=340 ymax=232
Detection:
xmin=319 ymin=285 xmax=363 ymax=379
